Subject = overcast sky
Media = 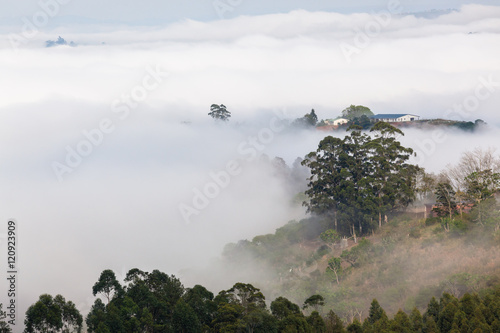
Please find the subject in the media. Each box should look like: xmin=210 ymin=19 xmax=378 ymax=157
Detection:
xmin=1 ymin=0 xmax=500 ymax=24
xmin=1 ymin=2 xmax=500 ymax=331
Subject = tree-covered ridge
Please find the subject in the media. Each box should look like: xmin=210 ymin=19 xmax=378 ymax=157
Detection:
xmin=355 ymin=289 xmax=500 ymax=333
xmin=19 ymin=267 xmax=500 ymax=333
xmin=210 ymin=136 xmax=500 ymax=330
xmin=313 ymin=104 xmax=486 ymax=132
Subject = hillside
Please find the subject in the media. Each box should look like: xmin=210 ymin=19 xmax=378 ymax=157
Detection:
xmin=199 ymin=210 xmax=500 ymax=322
xmin=181 ymin=126 xmax=500 ymax=325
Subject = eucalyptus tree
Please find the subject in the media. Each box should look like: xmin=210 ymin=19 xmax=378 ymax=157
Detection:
xmin=341 ymin=105 xmax=374 ymax=120
xmin=24 ymin=294 xmax=82 ymax=333
xmin=302 ymin=126 xmax=375 ymax=235
xmin=368 ymin=121 xmax=418 ymax=227
xmin=302 ymin=123 xmax=418 ymax=235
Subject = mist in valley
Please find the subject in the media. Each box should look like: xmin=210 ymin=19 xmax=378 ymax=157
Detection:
xmin=0 ymin=2 xmax=500 ymax=330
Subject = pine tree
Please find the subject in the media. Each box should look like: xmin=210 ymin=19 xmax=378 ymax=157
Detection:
xmin=409 ymin=307 xmax=423 ymax=333
xmin=368 ymin=299 xmax=387 ymax=325
xmin=390 ymin=309 xmax=412 ymax=333
xmin=325 ymin=310 xmax=345 ymax=333
xmin=438 ymin=302 xmax=458 ymax=333
xmin=426 ymin=297 xmax=440 ymax=323
xmin=346 ymin=319 xmax=363 ymax=333
xmin=424 ymin=316 xmax=439 ymax=333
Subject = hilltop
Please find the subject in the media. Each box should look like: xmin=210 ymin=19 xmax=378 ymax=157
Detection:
xmin=294 ymin=105 xmax=487 ymax=132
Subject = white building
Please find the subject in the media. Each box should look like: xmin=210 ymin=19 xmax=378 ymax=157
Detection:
xmin=370 ymin=114 xmax=420 ymax=122
xmin=325 ymin=118 xmax=349 ymax=126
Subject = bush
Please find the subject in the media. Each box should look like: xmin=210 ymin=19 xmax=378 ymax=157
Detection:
xmin=316 ymin=245 xmax=331 ymax=257
xmin=409 ymin=227 xmax=421 ymax=239
xmin=432 ymin=226 xmax=444 ymax=234
xmin=449 ymin=219 xmax=468 ymax=237
xmin=381 ymin=236 xmax=396 ymax=253
xmin=425 ymin=217 xmax=440 ymax=226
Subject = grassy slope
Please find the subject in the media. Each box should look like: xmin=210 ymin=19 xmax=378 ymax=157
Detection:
xmin=223 ymin=212 xmax=500 ymax=321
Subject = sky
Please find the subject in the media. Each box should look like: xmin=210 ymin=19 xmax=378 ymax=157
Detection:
xmin=0 ymin=1 xmax=500 ymax=331
xmin=0 ymin=0 xmax=499 ymax=24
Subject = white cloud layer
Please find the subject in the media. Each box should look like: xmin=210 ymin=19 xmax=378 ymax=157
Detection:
xmin=0 ymin=4 xmax=500 ymax=330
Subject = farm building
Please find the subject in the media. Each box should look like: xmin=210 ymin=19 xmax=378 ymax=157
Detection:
xmin=370 ymin=114 xmax=420 ymax=122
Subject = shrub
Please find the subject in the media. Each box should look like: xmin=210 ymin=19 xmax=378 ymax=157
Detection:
xmin=316 ymin=245 xmax=331 ymax=257
xmin=425 ymin=217 xmax=440 ymax=226
xmin=449 ymin=219 xmax=468 ymax=237
xmin=432 ymin=225 xmax=443 ymax=234
xmin=409 ymin=227 xmax=421 ymax=239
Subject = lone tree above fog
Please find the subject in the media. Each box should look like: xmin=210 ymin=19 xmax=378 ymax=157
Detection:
xmin=208 ymin=104 xmax=231 ymax=121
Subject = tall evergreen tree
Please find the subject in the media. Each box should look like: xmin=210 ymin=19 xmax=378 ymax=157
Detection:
xmin=433 ymin=182 xmax=457 ymax=220
xmin=172 ymin=299 xmax=202 ymax=333
xmin=409 ymin=307 xmax=423 ymax=333
xmin=368 ymin=121 xmax=417 ymax=227
xmin=302 ymin=124 xmax=418 ymax=235
xmin=324 ymin=310 xmax=345 ymax=333
xmin=368 ymin=299 xmax=387 ymax=324
xmin=426 ymin=297 xmax=440 ymax=323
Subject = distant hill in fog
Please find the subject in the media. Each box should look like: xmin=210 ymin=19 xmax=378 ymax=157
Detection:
xmin=399 ymin=8 xmax=457 ymax=18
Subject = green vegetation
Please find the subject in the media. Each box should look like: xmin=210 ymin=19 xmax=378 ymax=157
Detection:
xmin=211 ymin=136 xmax=500 ymax=331
xmin=0 ymin=305 xmax=11 ymax=333
xmin=294 ymin=109 xmax=318 ymax=127
xmin=302 ymin=123 xmax=419 ymax=235
xmin=208 ymin=104 xmax=231 ymax=121
xmin=394 ymin=118 xmax=486 ymax=132
xmin=18 ymin=266 xmax=500 ymax=332
xmin=341 ymin=105 xmax=374 ymax=120
xmin=24 ymin=294 xmax=82 ymax=333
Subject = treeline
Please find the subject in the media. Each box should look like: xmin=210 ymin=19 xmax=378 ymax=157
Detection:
xmin=343 ymin=287 xmax=500 ymax=333
xmin=15 ymin=268 xmax=500 ymax=333
xmin=301 ymin=124 xmax=500 ymax=238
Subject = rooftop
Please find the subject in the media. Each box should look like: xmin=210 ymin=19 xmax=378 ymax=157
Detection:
xmin=370 ymin=114 xmax=419 ymax=119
